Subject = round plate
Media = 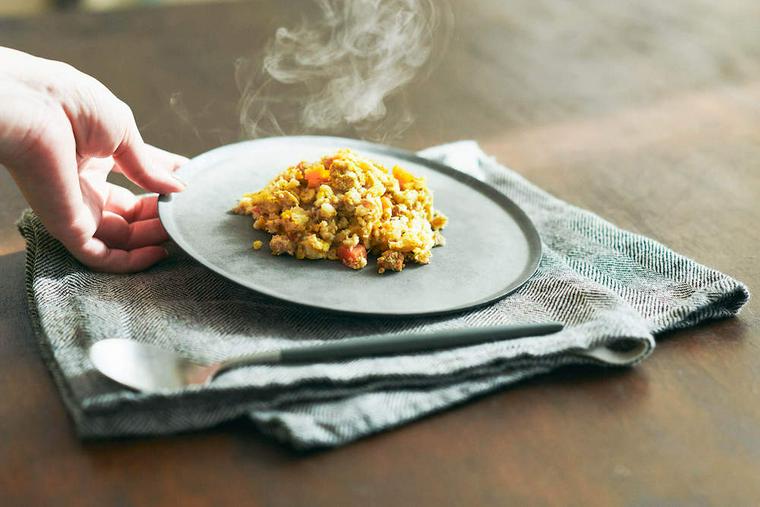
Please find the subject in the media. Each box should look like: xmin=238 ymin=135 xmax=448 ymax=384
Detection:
xmin=158 ymin=136 xmax=541 ymax=317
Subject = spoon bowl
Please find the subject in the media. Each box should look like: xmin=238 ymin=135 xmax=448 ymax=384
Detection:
xmin=89 ymin=339 xmax=222 ymax=392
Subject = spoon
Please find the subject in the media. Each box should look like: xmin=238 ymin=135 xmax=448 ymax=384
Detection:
xmin=88 ymin=322 xmax=563 ymax=393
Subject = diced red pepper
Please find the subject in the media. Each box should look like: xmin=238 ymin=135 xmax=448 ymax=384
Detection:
xmin=304 ymin=166 xmax=330 ymax=188
xmin=336 ymin=244 xmax=367 ymax=269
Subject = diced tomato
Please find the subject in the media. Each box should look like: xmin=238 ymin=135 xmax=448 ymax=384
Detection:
xmin=392 ymin=166 xmax=415 ymax=188
xmin=336 ymin=244 xmax=367 ymax=269
xmin=304 ymin=166 xmax=330 ymax=188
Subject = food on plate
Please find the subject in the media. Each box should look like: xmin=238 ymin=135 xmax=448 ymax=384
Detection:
xmin=232 ymin=148 xmax=447 ymax=273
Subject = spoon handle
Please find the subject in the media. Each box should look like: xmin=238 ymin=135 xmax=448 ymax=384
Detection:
xmin=278 ymin=322 xmax=563 ymax=364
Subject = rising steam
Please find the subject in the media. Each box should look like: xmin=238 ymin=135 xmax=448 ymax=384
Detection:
xmin=236 ymin=0 xmax=452 ymax=141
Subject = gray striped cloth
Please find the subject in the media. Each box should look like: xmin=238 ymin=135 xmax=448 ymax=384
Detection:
xmin=17 ymin=141 xmax=749 ymax=449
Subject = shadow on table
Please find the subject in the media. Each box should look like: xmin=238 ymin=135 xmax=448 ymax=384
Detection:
xmin=0 ymin=250 xmax=26 ymax=313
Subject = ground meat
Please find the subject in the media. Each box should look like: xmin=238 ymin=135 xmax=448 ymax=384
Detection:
xmin=269 ymin=234 xmax=295 ymax=256
xmin=377 ymin=250 xmax=405 ymax=274
xmin=233 ymin=149 xmax=447 ymax=273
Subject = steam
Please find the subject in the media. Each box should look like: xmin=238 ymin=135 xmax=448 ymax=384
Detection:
xmin=169 ymin=92 xmax=201 ymax=140
xmin=236 ymin=0 xmax=452 ymax=141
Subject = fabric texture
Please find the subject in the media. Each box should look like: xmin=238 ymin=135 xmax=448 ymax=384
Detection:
xmin=17 ymin=142 xmax=749 ymax=449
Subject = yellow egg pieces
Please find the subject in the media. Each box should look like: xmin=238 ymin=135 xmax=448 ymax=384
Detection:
xmin=233 ymin=149 xmax=447 ymax=273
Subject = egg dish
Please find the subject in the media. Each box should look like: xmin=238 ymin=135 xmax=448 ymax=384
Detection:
xmin=232 ymin=149 xmax=447 ymax=273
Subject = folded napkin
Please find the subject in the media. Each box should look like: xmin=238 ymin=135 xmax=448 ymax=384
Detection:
xmin=18 ymin=142 xmax=749 ymax=449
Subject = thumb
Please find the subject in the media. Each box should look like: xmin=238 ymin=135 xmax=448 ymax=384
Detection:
xmin=55 ymin=64 xmax=187 ymax=194
xmin=114 ymin=124 xmax=186 ymax=194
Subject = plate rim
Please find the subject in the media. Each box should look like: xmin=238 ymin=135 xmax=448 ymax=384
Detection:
xmin=158 ymin=135 xmax=542 ymax=317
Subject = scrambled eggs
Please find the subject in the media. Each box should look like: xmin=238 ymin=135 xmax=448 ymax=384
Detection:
xmin=233 ymin=149 xmax=447 ymax=273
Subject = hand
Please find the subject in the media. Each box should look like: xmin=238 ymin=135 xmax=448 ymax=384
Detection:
xmin=0 ymin=47 xmax=186 ymax=273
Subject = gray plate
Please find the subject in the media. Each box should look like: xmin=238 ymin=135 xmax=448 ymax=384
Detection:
xmin=158 ymin=136 xmax=542 ymax=317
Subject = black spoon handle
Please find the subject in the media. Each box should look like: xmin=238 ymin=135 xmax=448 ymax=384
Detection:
xmin=279 ymin=322 xmax=564 ymax=363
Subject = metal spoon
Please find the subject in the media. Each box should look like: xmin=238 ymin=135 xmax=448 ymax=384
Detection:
xmin=88 ymin=322 xmax=563 ymax=393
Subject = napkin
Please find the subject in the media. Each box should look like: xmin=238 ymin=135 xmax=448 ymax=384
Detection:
xmin=17 ymin=142 xmax=749 ymax=449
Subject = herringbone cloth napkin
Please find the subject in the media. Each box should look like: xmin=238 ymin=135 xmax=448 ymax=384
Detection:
xmin=17 ymin=141 xmax=749 ymax=449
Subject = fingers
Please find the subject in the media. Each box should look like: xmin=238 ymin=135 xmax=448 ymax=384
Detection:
xmin=74 ymin=237 xmax=169 ymax=274
xmin=95 ymin=211 xmax=169 ymax=250
xmin=69 ymin=203 xmax=170 ymax=272
xmin=109 ymin=144 xmax=188 ymax=174
xmin=142 ymin=143 xmax=189 ymax=172
xmin=113 ymin=126 xmax=186 ymax=194
xmin=59 ymin=73 xmax=186 ymax=194
xmin=9 ymin=109 xmax=101 ymax=249
xmin=104 ymin=185 xmax=160 ymax=222
xmin=98 ymin=184 xmax=170 ymax=252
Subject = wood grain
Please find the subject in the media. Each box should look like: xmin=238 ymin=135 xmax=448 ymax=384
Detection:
xmin=0 ymin=1 xmax=758 ymax=505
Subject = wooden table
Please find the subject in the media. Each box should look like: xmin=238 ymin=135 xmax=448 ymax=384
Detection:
xmin=1 ymin=1 xmax=758 ymax=505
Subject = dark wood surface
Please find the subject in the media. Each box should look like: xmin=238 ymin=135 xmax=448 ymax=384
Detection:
xmin=1 ymin=1 xmax=759 ymax=505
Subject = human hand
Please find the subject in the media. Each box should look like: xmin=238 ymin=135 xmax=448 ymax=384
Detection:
xmin=0 ymin=47 xmax=186 ymax=273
